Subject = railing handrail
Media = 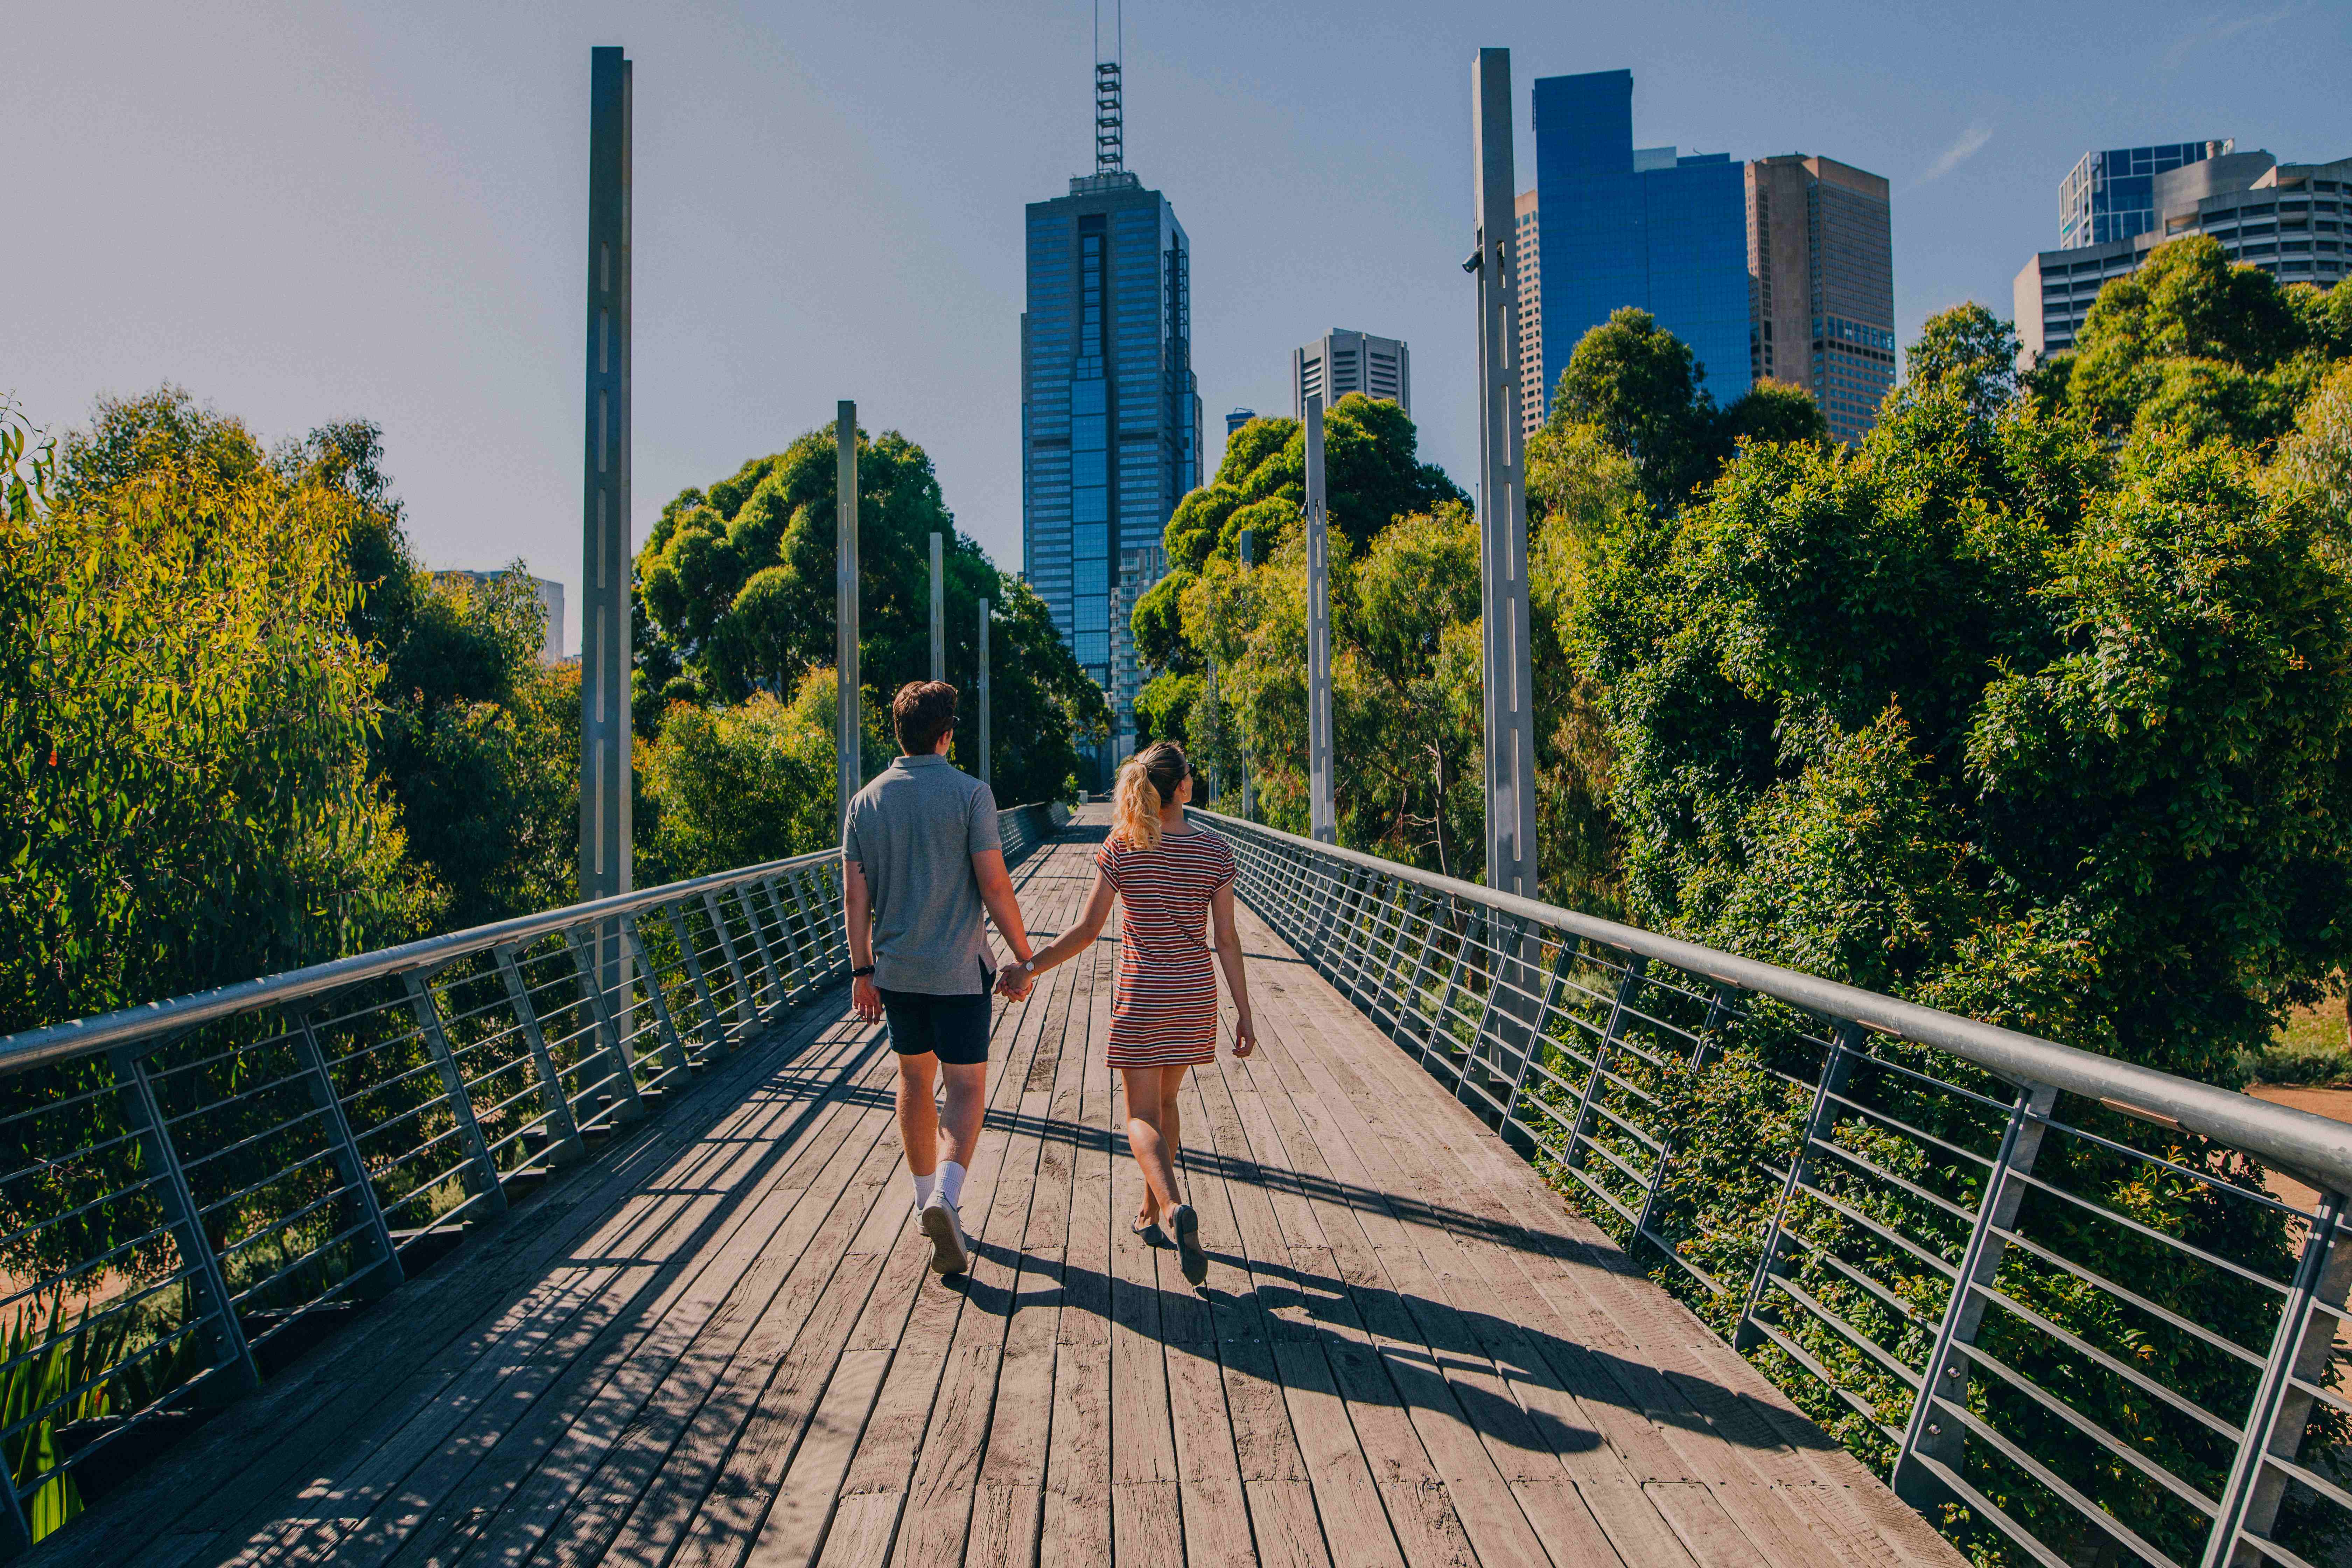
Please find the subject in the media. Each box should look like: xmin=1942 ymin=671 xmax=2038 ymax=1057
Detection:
xmin=0 ymin=847 xmax=847 ymax=1076
xmin=1193 ymin=806 xmax=2352 ymax=1195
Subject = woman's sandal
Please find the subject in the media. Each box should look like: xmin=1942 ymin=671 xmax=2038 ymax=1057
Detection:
xmin=1132 ymin=1213 xmax=1168 ymax=1245
xmin=1169 ymin=1204 xmax=1208 ymax=1286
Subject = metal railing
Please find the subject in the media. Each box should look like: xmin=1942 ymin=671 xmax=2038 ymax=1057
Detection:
xmin=1202 ymin=808 xmax=2352 ymax=1568
xmin=0 ymin=801 xmax=1064 ymax=1555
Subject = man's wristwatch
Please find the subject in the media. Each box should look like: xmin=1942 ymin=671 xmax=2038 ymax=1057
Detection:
xmin=851 ymin=965 xmax=875 ymax=979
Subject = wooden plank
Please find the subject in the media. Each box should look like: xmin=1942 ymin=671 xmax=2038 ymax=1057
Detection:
xmin=745 ymin=1347 xmax=895 ymax=1568
xmin=1040 ymin=930 xmax=1112 ymax=1568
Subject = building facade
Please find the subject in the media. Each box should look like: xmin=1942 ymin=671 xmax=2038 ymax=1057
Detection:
xmin=1292 ymin=329 xmax=1410 ymax=420
xmin=1532 ymin=69 xmax=1751 ymax=406
xmin=1225 ymin=407 xmax=1257 ymax=438
xmin=1514 ymin=188 xmax=1544 ymax=435
xmin=1746 ymin=154 xmax=1895 ymax=445
xmin=435 ymin=570 xmax=566 ymax=664
xmin=2016 ymin=152 xmax=2352 ymax=363
xmin=1110 ymin=542 xmax=1167 ymax=764
xmin=2060 ymin=141 xmax=2231 ymax=250
xmin=1022 ymin=170 xmax=1200 ymax=777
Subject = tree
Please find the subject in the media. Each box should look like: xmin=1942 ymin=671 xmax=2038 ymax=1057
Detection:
xmin=637 ymin=425 xmax=1104 ymax=808
xmin=642 ymin=671 xmax=844 ymax=877
xmin=1572 ymin=301 xmax=2352 ymax=1080
xmin=1 ymin=396 xmax=423 ymax=1035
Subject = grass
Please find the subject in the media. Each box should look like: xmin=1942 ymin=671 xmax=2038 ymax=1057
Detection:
xmin=2238 ymin=1000 xmax=2352 ymax=1087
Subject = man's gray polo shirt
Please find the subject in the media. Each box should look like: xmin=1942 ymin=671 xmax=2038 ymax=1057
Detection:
xmin=841 ymin=754 xmax=1002 ymax=996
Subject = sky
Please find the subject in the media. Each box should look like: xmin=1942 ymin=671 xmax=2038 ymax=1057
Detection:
xmin=7 ymin=1 xmax=2347 ymax=655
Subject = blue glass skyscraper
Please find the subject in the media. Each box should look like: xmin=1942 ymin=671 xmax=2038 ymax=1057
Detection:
xmin=1022 ymin=64 xmax=1199 ymax=779
xmin=1531 ymin=69 xmax=1750 ymax=414
xmin=2060 ymin=141 xmax=2229 ymax=248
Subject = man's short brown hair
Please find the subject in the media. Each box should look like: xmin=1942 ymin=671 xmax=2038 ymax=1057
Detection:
xmin=892 ymin=680 xmax=958 ymax=755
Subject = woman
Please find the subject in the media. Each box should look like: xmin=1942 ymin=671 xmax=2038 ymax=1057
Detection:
xmin=997 ymin=741 xmax=1256 ymax=1286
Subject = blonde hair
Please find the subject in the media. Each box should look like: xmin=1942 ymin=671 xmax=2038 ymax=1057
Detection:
xmin=1112 ymin=741 xmax=1190 ymax=849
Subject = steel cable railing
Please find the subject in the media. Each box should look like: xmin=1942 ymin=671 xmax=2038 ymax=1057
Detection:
xmin=0 ymin=801 xmax=1066 ymax=1555
xmin=1199 ymin=807 xmax=2352 ymax=1568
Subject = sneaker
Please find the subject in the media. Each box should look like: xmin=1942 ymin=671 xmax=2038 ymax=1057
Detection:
xmin=920 ymin=1195 xmax=972 ymax=1276
xmin=1169 ymin=1204 xmax=1207 ymax=1287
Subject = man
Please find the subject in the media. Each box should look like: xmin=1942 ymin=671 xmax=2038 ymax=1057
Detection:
xmin=843 ymin=680 xmax=1037 ymax=1276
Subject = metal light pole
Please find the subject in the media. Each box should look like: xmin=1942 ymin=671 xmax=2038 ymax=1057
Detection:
xmin=929 ymin=531 xmax=945 ymax=682
xmin=581 ymin=46 xmax=633 ymax=1012
xmin=1471 ymin=46 xmax=1538 ymax=901
xmin=976 ymin=597 xmax=990 ymax=785
xmin=836 ymin=402 xmax=860 ymax=836
xmin=1239 ymin=527 xmax=1256 ymax=821
xmin=1304 ymin=394 xmax=1336 ymax=844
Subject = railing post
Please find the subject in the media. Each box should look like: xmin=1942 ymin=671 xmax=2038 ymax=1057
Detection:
xmin=1374 ymin=882 xmax=1416 ymax=1028
xmin=1430 ymin=907 xmax=1480 ymax=1075
xmin=624 ymin=911 xmax=702 ymax=1079
xmin=1736 ymin=1020 xmax=1859 ymax=1352
xmin=1502 ymin=935 xmax=1582 ymax=1133
xmin=1463 ymin=913 xmax=1520 ymax=1114
xmin=785 ymin=869 xmax=838 ymax=981
xmin=1632 ymin=984 xmax=1738 ymax=1250
xmin=1310 ymin=859 xmax=1352 ymax=975
xmin=733 ymin=882 xmax=789 ymax=1017
xmin=1890 ymin=1076 xmax=2058 ymax=1507
xmin=1560 ymin=954 xmax=1644 ymax=1172
xmin=107 ymin=1047 xmax=261 ymax=1402
xmin=700 ymin=888 xmax=759 ymax=1034
xmin=765 ymin=875 xmax=816 ymax=1000
xmin=291 ymin=1013 xmax=403 ymax=1295
xmin=492 ymin=944 xmax=588 ymax=1167
xmin=401 ymin=972 xmax=510 ymax=1217
xmin=562 ymin=924 xmax=648 ymax=1123
xmin=1394 ymin=887 xmax=1442 ymax=1052
xmin=2203 ymin=1190 xmax=2352 ymax=1566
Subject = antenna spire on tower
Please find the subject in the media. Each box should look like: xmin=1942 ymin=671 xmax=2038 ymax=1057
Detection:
xmin=1093 ymin=0 xmax=1123 ymax=173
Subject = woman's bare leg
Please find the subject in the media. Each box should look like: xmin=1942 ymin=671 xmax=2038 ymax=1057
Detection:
xmin=1132 ymin=1064 xmax=1192 ymax=1228
xmin=1121 ymin=1066 xmax=1185 ymax=1226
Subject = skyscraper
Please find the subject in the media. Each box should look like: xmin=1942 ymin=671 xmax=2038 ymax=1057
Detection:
xmin=1532 ymin=69 xmax=1750 ymax=410
xmin=1022 ymin=57 xmax=1200 ymax=779
xmin=1746 ymin=154 xmax=1895 ymax=445
xmin=2060 ymin=141 xmax=2232 ymax=248
xmin=1514 ymin=188 xmax=1544 ymax=436
xmin=1225 ymin=408 xmax=1258 ymax=437
xmin=1291 ymin=329 xmax=1410 ymax=420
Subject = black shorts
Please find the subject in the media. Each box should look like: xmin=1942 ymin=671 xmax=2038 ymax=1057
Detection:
xmin=878 ymin=983 xmax=993 ymax=1067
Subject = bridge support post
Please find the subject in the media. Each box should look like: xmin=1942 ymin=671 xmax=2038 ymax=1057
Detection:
xmin=700 ymin=888 xmax=759 ymax=1034
xmin=293 ymin=1013 xmax=405 ymax=1294
xmin=492 ymin=944 xmax=588 ymax=1167
xmin=1737 ymin=1021 xmax=1859 ymax=1353
xmin=108 ymin=1047 xmax=262 ymax=1403
xmin=562 ymin=925 xmax=648 ymax=1123
xmin=930 ymin=531 xmax=945 ymax=681
xmin=733 ymin=885 xmax=789 ymax=1018
xmin=402 ymin=972 xmax=510 ymax=1218
xmin=580 ymin=46 xmax=634 ymax=1105
xmin=837 ymin=402 xmax=861 ymax=842
xmin=977 ymin=598 xmax=990 ymax=786
xmin=1891 ymin=1076 xmax=2057 ymax=1511
xmin=1304 ymin=393 xmax=1335 ymax=845
xmin=628 ymin=911 xmax=705 ymax=1076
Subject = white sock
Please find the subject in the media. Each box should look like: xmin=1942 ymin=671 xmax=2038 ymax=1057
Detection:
xmin=910 ymin=1170 xmax=934 ymax=1209
xmin=934 ymin=1160 xmax=967 ymax=1208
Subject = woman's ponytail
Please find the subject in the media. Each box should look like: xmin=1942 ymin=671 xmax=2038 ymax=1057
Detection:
xmin=1111 ymin=740 xmax=1191 ymax=849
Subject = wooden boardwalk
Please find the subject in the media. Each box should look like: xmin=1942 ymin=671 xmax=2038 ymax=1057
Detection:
xmin=42 ymin=812 xmax=1962 ymax=1568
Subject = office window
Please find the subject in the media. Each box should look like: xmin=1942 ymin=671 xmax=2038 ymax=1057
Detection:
xmin=1074 ymin=558 xmax=1108 ymax=598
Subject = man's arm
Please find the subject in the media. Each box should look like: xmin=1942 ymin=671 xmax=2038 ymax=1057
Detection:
xmin=844 ymin=859 xmax=883 ymax=1023
xmin=972 ymin=849 xmax=1035 ymax=995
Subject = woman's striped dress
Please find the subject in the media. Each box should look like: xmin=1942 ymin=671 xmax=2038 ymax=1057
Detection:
xmin=1098 ymin=827 xmax=1237 ymax=1069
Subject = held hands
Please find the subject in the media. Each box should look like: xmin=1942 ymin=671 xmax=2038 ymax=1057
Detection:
xmin=994 ymin=960 xmax=1036 ymax=1002
xmin=852 ymin=975 xmax=884 ymax=1024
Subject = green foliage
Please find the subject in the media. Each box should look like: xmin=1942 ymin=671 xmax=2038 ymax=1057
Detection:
xmin=637 ymin=426 xmax=1103 ymax=808
xmin=2066 ymin=237 xmax=2345 ymax=446
xmin=1552 ymin=306 xmax=1834 ymax=514
xmin=1574 ymin=302 xmax=2352 ymax=1082
xmin=642 ymin=670 xmax=847 ymax=878
xmin=1160 ymin=398 xmax=1463 ymax=575
xmin=0 ymin=395 xmax=424 ymax=1037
